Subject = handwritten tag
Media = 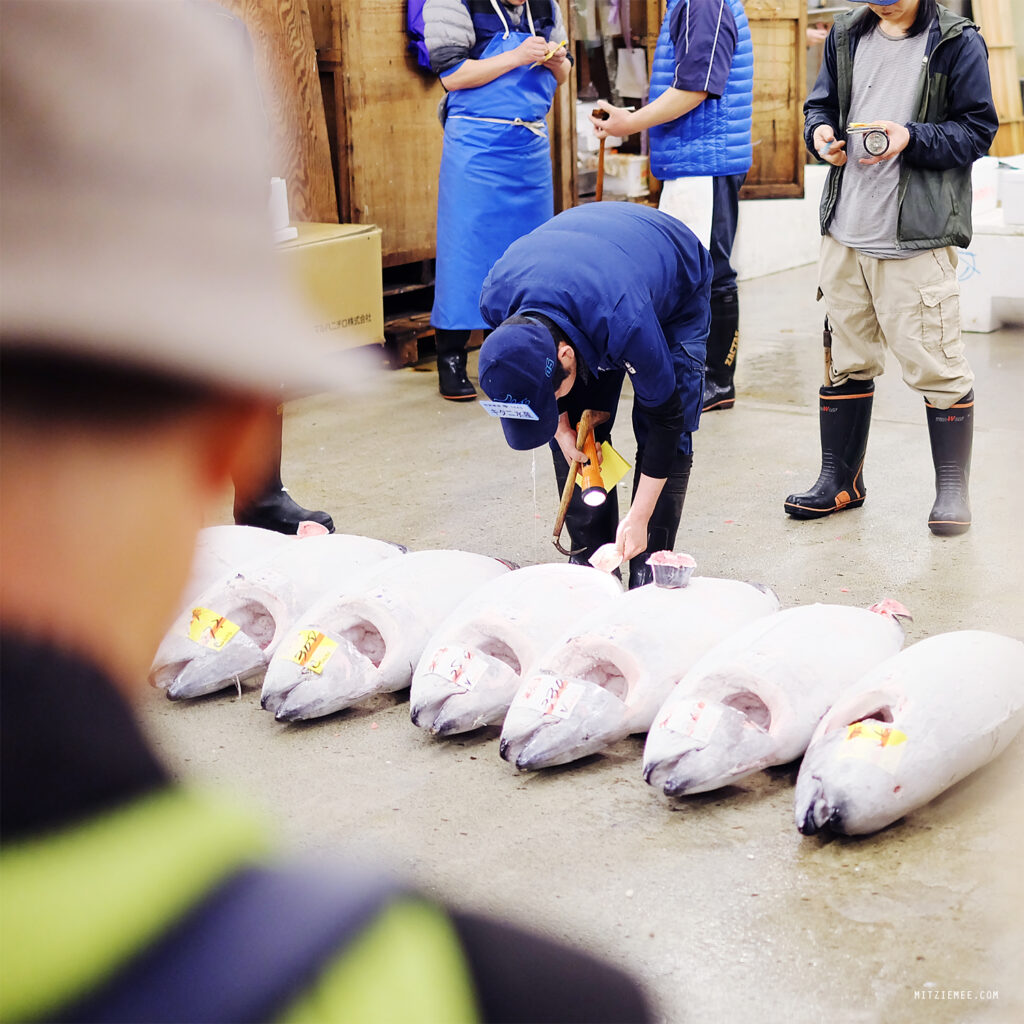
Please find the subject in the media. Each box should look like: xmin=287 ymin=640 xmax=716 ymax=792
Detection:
xmin=839 ymin=721 xmax=908 ymax=773
xmin=425 ymin=646 xmax=489 ymax=692
xmin=514 ymin=674 xmax=584 ymax=719
xmin=187 ymin=607 xmax=240 ymax=650
xmin=480 ymin=400 xmax=539 ymax=421
xmin=285 ymin=629 xmax=338 ymax=674
xmin=661 ymin=700 xmax=722 ymax=747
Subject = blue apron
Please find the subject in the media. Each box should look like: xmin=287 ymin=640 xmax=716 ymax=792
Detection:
xmin=432 ymin=24 xmax=558 ymax=330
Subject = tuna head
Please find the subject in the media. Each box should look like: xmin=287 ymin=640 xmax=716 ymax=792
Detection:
xmin=499 ymin=672 xmax=633 ymax=771
xmin=267 ymin=606 xmax=393 ymax=722
xmin=150 ymin=587 xmax=285 ymax=700
xmin=643 ymin=694 xmax=779 ymax=796
xmin=410 ymin=640 xmax=523 ymax=736
xmin=794 ymin=700 xmax=911 ymax=836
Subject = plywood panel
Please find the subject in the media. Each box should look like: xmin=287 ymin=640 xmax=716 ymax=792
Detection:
xmin=336 ymin=1 xmax=446 ymax=266
xmin=742 ymin=0 xmax=806 ymax=199
xmin=973 ymin=0 xmax=1024 ymax=157
xmin=223 ymin=0 xmax=337 ymax=223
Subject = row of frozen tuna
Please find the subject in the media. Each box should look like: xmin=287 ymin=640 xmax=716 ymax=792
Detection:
xmin=151 ymin=526 xmax=1024 ymax=837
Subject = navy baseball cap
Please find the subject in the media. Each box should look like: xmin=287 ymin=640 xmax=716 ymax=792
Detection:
xmin=478 ymin=320 xmax=560 ymax=451
xmin=847 ymin=0 xmax=901 ymax=5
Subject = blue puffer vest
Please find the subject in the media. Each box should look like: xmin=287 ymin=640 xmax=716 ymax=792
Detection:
xmin=648 ymin=0 xmax=753 ymax=179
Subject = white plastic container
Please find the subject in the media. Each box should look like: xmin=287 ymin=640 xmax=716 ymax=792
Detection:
xmin=1001 ymin=168 xmax=1024 ymax=226
xmin=971 ymin=156 xmax=999 ymax=215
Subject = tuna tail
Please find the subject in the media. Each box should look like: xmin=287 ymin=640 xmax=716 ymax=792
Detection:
xmin=867 ymin=599 xmax=913 ymax=627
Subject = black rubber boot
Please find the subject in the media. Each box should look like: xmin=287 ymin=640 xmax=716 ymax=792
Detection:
xmin=233 ymin=409 xmax=335 ymax=534
xmin=435 ymin=328 xmax=477 ymax=401
xmin=701 ymin=290 xmax=739 ymax=412
xmin=926 ymin=390 xmax=973 ymax=536
xmin=551 ymin=447 xmax=620 ymax=568
xmin=784 ymin=380 xmax=874 ymax=520
xmin=628 ymin=452 xmax=692 ymax=589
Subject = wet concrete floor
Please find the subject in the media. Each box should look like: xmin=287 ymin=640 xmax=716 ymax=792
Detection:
xmin=141 ymin=262 xmax=1023 ymax=1023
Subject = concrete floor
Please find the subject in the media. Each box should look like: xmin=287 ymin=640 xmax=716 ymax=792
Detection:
xmin=141 ymin=262 xmax=1024 ymax=1024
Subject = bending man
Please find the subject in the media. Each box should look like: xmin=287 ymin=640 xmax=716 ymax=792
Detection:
xmin=478 ymin=203 xmax=711 ymax=588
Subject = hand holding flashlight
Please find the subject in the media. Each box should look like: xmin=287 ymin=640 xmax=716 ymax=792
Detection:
xmin=851 ymin=120 xmax=910 ymax=166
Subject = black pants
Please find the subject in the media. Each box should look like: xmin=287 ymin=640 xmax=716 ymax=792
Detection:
xmin=709 ymin=172 xmax=746 ymax=300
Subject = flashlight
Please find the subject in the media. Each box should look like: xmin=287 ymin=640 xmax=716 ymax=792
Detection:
xmin=847 ymin=123 xmax=890 ymax=157
xmin=579 ymin=428 xmax=607 ymax=507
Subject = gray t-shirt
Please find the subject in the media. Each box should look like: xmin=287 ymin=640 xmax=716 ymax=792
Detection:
xmin=828 ymin=23 xmax=928 ymax=258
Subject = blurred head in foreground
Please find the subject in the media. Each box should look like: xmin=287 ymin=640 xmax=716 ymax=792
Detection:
xmin=0 ymin=0 xmax=347 ymax=689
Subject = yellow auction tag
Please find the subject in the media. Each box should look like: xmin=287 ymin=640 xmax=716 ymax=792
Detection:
xmin=839 ymin=721 xmax=908 ymax=772
xmin=187 ymin=607 xmax=240 ymax=650
xmin=286 ymin=629 xmax=338 ymax=674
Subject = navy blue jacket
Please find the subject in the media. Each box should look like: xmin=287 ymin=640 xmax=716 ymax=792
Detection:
xmin=480 ymin=204 xmax=712 ymax=474
xmin=805 ymin=4 xmax=998 ymax=249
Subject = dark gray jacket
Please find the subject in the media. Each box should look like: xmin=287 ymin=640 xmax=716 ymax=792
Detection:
xmin=804 ymin=4 xmax=998 ymax=250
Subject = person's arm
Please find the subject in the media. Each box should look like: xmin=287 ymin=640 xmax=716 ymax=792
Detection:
xmin=590 ymin=0 xmax=734 ymax=138
xmin=424 ymin=0 xmax=550 ymax=92
xmin=610 ymin=309 xmax=690 ymax=561
xmin=804 ymin=27 xmax=842 ymax=156
xmin=592 ymin=89 xmax=706 ymax=138
xmin=900 ymin=29 xmax=999 ymax=170
xmin=442 ymin=35 xmax=551 ymax=90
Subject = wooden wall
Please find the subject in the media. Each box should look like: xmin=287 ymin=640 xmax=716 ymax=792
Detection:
xmin=222 ymin=0 xmax=337 ymax=223
xmin=741 ymin=0 xmax=807 ymax=200
xmin=973 ymin=0 xmax=1024 ymax=156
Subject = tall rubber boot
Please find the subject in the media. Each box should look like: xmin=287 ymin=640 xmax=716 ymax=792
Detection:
xmin=551 ymin=447 xmax=620 ymax=568
xmin=701 ymin=290 xmax=739 ymax=412
xmin=925 ymin=389 xmax=973 ymax=536
xmin=784 ymin=380 xmax=873 ymax=519
xmin=233 ymin=408 xmax=335 ymax=534
xmin=435 ymin=328 xmax=477 ymax=401
xmin=628 ymin=452 xmax=692 ymax=589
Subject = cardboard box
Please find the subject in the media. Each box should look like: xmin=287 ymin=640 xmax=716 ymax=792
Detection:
xmin=277 ymin=222 xmax=384 ymax=347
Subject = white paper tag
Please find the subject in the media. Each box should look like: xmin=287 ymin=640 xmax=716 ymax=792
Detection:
xmin=661 ymin=700 xmax=723 ymax=747
xmin=514 ymin=674 xmax=584 ymax=719
xmin=480 ymin=400 xmax=540 ymax=421
xmin=424 ymin=646 xmax=489 ymax=692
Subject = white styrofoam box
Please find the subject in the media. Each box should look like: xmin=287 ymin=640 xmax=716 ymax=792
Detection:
xmin=575 ymin=101 xmax=622 ymax=154
xmin=732 ymin=163 xmax=828 ymax=281
xmin=1001 ymin=168 xmax=1024 ymax=226
xmin=971 ymin=156 xmax=999 ymax=215
xmin=957 ymin=207 xmax=1024 ymax=332
xmin=601 ymin=153 xmax=649 ymax=197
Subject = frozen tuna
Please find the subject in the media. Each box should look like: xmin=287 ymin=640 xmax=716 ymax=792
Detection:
xmin=795 ymin=630 xmax=1024 ymax=836
xmin=179 ymin=525 xmax=291 ymax=611
xmin=643 ymin=600 xmax=911 ymax=797
xmin=409 ymin=563 xmax=623 ymax=736
xmin=500 ymin=576 xmax=780 ymax=771
xmin=150 ymin=534 xmax=402 ymax=700
xmin=266 ymin=550 xmax=513 ymax=721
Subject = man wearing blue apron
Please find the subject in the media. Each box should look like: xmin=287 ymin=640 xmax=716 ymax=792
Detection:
xmin=477 ymin=204 xmax=712 ymax=588
xmin=424 ymin=0 xmax=570 ymax=400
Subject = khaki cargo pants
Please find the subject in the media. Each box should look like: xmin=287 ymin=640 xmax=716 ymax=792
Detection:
xmin=818 ymin=235 xmax=974 ymax=410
